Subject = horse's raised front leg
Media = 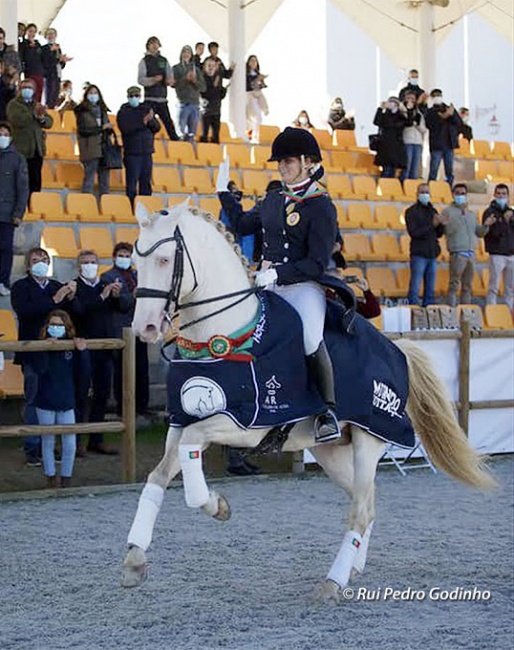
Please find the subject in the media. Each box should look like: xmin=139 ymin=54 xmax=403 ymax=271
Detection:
xmin=121 ymin=427 xmax=182 ymax=588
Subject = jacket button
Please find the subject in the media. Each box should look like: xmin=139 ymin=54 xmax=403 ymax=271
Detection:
xmin=284 ymin=243 xmax=289 ymax=249
xmin=283 ymin=257 xmax=289 ymax=262
xmin=264 ymin=242 xmax=268 ymax=248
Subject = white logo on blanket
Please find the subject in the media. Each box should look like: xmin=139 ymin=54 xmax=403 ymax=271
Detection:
xmin=180 ymin=377 xmax=227 ymax=418
xmin=262 ymin=375 xmax=287 ymax=412
xmin=372 ymin=380 xmax=401 ymax=418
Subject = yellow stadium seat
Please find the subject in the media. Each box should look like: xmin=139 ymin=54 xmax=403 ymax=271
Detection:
xmin=115 ymin=227 xmax=139 ymax=246
xmin=109 ymin=169 xmax=126 ymax=191
xmin=30 ymin=192 xmax=68 ymax=222
xmin=153 ymin=139 xmax=168 ymax=163
xmin=484 ymin=304 xmax=513 ymax=329
xmin=219 ymin=122 xmax=235 ymax=142
xmin=153 ymin=167 xmax=183 ymax=193
xmin=377 ymin=178 xmax=405 ymax=201
xmin=326 ymin=175 xmax=355 ymax=200
xmin=198 ymin=197 xmax=221 ymax=217
xmin=182 ymin=168 xmax=215 ymax=194
xmin=475 ymin=238 xmax=487 ymax=263
xmin=343 ymin=233 xmax=382 ymax=261
xmin=251 ymin=145 xmax=272 ymax=169
xmin=472 ymin=271 xmax=486 ymax=297
xmin=475 ymin=160 xmax=498 ymax=181
xmin=438 ymin=236 xmax=449 ymax=262
xmin=55 ymin=163 xmax=83 ymax=190
xmin=371 ymin=233 xmax=405 ymax=261
xmin=100 ymin=195 xmax=134 ymax=224
xmin=497 ymin=161 xmax=514 ymax=181
xmin=334 ymin=130 xmax=357 ymax=150
xmin=41 ymin=226 xmax=78 ymax=258
xmin=472 ymin=140 xmax=493 ymax=159
xmin=196 ymin=143 xmax=224 ymax=167
xmin=168 ymin=141 xmax=198 ymax=165
xmin=78 ymin=227 xmax=113 ymax=258
xmin=346 ymin=152 xmax=377 ymax=175
xmin=0 ymin=310 xmax=17 ymax=341
xmin=41 ymin=162 xmax=62 ymax=189
xmin=61 ymin=111 xmax=76 ymax=133
xmin=311 ymin=129 xmax=334 ymax=150
xmin=434 ymin=268 xmax=450 ymax=297
xmin=242 ymin=170 xmax=270 ymax=196
xmin=482 ymin=268 xmax=503 ymax=296
xmin=258 ymin=125 xmax=280 ymax=145
xmin=457 ymin=136 xmax=473 ymax=158
xmin=347 ymin=204 xmax=376 ymax=229
xmin=429 ymin=181 xmax=453 ymax=204
xmin=45 ymin=135 xmax=77 ymax=160
xmin=134 ymin=195 xmax=164 ymax=214
xmin=330 ymin=151 xmax=355 ymax=172
xmin=225 ymin=143 xmax=252 ymax=169
xmin=395 ymin=267 xmax=410 ymax=294
xmin=335 ymin=205 xmax=348 ymax=228
xmin=491 ymin=141 xmax=513 ymax=161
xmin=46 ymin=108 xmax=61 ymax=132
xmin=366 ymin=267 xmax=404 ymax=298
xmin=403 ymin=179 xmax=420 ymax=202
xmin=375 ymin=205 xmax=400 ymax=229
xmin=0 ymin=360 xmax=24 ymax=398
xmin=399 ymin=233 xmax=410 ymax=259
xmin=66 ymin=193 xmax=104 ymax=222
xmin=352 ymin=176 xmax=377 ymax=200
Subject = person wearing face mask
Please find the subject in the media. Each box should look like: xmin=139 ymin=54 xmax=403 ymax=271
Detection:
xmin=18 ymin=23 xmax=45 ymax=101
xmin=400 ymin=91 xmax=427 ymax=182
xmin=74 ymin=84 xmax=113 ymax=195
xmin=41 ymin=28 xmax=73 ymax=109
xmin=439 ymin=183 xmax=490 ymax=306
xmin=458 ymin=107 xmax=473 ymax=142
xmin=0 ymin=58 xmax=18 ymax=122
xmin=327 ymin=97 xmax=355 ymax=131
xmin=482 ymin=184 xmax=514 ymax=311
xmin=399 ymin=69 xmax=427 ymax=105
xmin=405 ymin=183 xmax=444 ymax=306
xmin=117 ymin=85 xmax=161 ymax=207
xmin=10 ymin=247 xmax=78 ymax=466
xmin=425 ymin=88 xmax=463 ymax=187
xmin=6 ymin=78 xmax=53 ymax=195
xmin=34 ymin=310 xmax=87 ymax=488
xmin=0 ymin=122 xmax=29 ymax=297
xmin=101 ymin=242 xmax=149 ymax=417
xmin=200 ymin=57 xmax=227 ymax=143
xmin=293 ymin=110 xmax=314 ymax=131
xmin=373 ymin=97 xmax=407 ymax=178
xmin=172 ymin=45 xmax=206 ymax=141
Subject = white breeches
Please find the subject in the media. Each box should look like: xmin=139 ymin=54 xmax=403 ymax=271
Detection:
xmin=270 ymin=281 xmax=326 ymax=355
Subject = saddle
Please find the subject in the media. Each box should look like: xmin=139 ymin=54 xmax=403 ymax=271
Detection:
xmin=318 ymin=273 xmax=357 ymax=333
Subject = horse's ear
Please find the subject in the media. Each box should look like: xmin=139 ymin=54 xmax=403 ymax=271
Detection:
xmin=135 ymin=202 xmax=152 ymax=227
xmin=181 ymin=196 xmax=191 ymax=209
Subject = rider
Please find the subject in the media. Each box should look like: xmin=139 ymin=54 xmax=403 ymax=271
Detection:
xmin=217 ymin=127 xmax=340 ymax=443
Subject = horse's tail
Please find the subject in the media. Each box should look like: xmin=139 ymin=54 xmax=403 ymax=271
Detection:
xmin=394 ymin=338 xmax=496 ymax=491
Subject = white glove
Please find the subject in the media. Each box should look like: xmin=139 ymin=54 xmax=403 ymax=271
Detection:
xmin=216 ymin=156 xmax=230 ymax=193
xmin=254 ymin=268 xmax=278 ymax=288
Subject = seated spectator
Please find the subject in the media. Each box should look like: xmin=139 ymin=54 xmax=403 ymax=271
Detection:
xmin=292 ymin=110 xmax=314 ymax=130
xmin=399 ymin=69 xmax=427 ymax=104
xmin=373 ymin=96 xmax=407 ymax=178
xmin=400 ymin=90 xmax=427 ymax=182
xmin=458 ymin=107 xmax=473 ymax=141
xmin=193 ymin=42 xmax=204 ymax=69
xmin=11 ymin=246 xmax=78 ymax=466
xmin=172 ymin=45 xmax=206 ymax=141
xmin=352 ymin=276 xmax=381 ymax=319
xmin=117 ymin=85 xmax=161 ymax=207
xmin=207 ymin=41 xmax=234 ymax=79
xmin=101 ymin=242 xmax=149 ymax=416
xmin=405 ymin=183 xmax=444 ymax=306
xmin=0 ymin=121 xmax=29 ymax=297
xmin=55 ymin=79 xmax=76 ymax=115
xmin=425 ymin=89 xmax=462 ymax=187
xmin=18 ymin=23 xmax=45 ymax=101
xmin=74 ymin=84 xmax=112 ymax=196
xmin=41 ymin=28 xmax=72 ymax=109
xmin=327 ymin=97 xmax=355 ymax=131
xmin=34 ymin=310 xmax=86 ymax=488
xmin=0 ymin=59 xmax=18 ymax=121
xmin=246 ymin=54 xmax=268 ymax=144
xmin=200 ymin=57 xmax=226 ymax=143
xmin=482 ymin=184 xmax=514 ymax=311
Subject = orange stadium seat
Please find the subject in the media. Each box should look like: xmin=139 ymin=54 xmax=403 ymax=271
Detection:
xmin=61 ymin=111 xmax=76 ymax=133
xmin=438 ymin=236 xmax=449 ymax=262
xmin=55 ymin=163 xmax=83 ymax=189
xmin=475 ymin=160 xmax=498 ymax=181
xmin=134 ymin=195 xmax=164 ymax=214
xmin=484 ymin=304 xmax=513 ymax=329
xmin=434 ymin=268 xmax=450 ymax=297
xmin=311 ymin=128 xmax=334 ymax=150
xmin=475 ymin=239 xmax=487 ymax=263
xmin=334 ymin=130 xmax=357 ymax=150
xmin=66 ymin=193 xmax=104 ymax=222
xmin=225 ymin=143 xmax=252 ymax=169
xmin=335 ymin=205 xmax=348 ymax=228
xmin=45 ymin=135 xmax=77 ymax=160
xmin=153 ymin=167 xmax=183 ymax=193
xmin=168 ymin=141 xmax=198 ymax=165
xmin=41 ymin=162 xmax=62 ymax=189
xmin=0 ymin=309 xmax=17 ymax=341
xmin=78 ymin=227 xmax=113 ymax=258
xmin=182 ymin=168 xmax=215 ymax=194
xmin=343 ymin=233 xmax=382 ymax=261
xmin=497 ymin=161 xmax=514 ymax=182
xmin=196 ymin=143 xmax=224 ymax=167
xmin=330 ymin=151 xmax=355 ymax=172
xmin=352 ymin=175 xmax=377 ymax=200
xmin=258 ymin=125 xmax=280 ymax=144
xmin=472 ymin=140 xmax=493 ymax=159
xmin=377 ymin=178 xmax=405 ymax=201
xmin=375 ymin=205 xmax=400 ymax=229
xmin=429 ymin=181 xmax=453 ymax=204
xmin=366 ymin=267 xmax=404 ymax=298
xmin=252 ymin=145 xmax=272 ymax=169
xmin=219 ymin=122 xmax=235 ymax=142
xmin=30 ymin=192 xmax=68 ymax=221
xmin=399 ymin=233 xmax=410 ymax=259
xmin=347 ymin=203 xmax=376 ymax=229
xmin=472 ymin=271 xmax=486 ymax=297
xmin=0 ymin=360 xmax=24 ymax=398
xmin=46 ymin=108 xmax=61 ymax=132
xmin=198 ymin=197 xmax=221 ymax=217
xmin=371 ymin=233 xmax=405 ymax=261
xmin=403 ymin=179 xmax=420 ymax=202
xmin=115 ymin=227 xmax=138 ymax=246
xmin=346 ymin=152 xmax=377 ymax=175
xmin=395 ymin=267 xmax=410 ymax=295
xmin=100 ymin=195 xmax=134 ymax=224
xmin=491 ymin=141 xmax=513 ymax=161
xmin=153 ymin=139 xmax=168 ymax=163
xmin=326 ymin=175 xmax=355 ymax=200
xmin=242 ymin=170 xmax=269 ymax=196
xmin=41 ymin=226 xmax=78 ymax=257
xmin=109 ymin=169 xmax=126 ymax=191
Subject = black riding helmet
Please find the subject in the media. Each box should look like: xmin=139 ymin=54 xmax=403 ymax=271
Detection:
xmin=268 ymin=127 xmax=322 ymax=162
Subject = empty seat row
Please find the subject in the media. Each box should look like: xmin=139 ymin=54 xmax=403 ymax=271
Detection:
xmin=40 ymin=226 xmax=138 ymax=259
xmin=327 ymin=176 xmax=453 ymax=203
xmin=475 ymin=160 xmax=514 ymax=183
xmin=457 ymin=137 xmax=513 ymax=161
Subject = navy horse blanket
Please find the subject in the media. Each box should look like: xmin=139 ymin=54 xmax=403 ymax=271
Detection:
xmin=167 ymin=291 xmax=415 ymax=448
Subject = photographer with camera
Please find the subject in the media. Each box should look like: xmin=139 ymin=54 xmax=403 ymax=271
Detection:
xmin=425 ymin=88 xmax=463 ymax=187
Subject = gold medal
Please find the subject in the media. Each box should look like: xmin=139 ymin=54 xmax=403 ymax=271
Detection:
xmin=287 ymin=211 xmax=301 ymax=226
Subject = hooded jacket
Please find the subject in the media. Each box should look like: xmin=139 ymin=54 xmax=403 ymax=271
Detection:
xmin=172 ymin=46 xmax=206 ymax=105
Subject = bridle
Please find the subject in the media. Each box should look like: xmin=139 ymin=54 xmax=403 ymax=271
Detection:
xmin=134 ymin=225 xmax=257 ymax=332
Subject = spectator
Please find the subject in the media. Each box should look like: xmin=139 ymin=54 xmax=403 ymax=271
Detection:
xmin=458 ymin=107 xmax=473 ymax=142
xmin=373 ymin=96 xmax=407 ymax=178
xmin=35 ymin=309 xmax=86 ymax=488
xmin=482 ymin=184 xmax=514 ymax=311
xmin=200 ymin=57 xmax=226 ymax=143
xmin=0 ymin=59 xmax=17 ymax=121
xmin=440 ymin=183 xmax=489 ymax=306
xmin=293 ymin=110 xmax=314 ymax=130
xmin=18 ymin=23 xmax=45 ymax=101
xmin=0 ymin=26 xmax=22 ymax=75
xmin=117 ymin=85 xmax=161 ymax=207
xmin=352 ymin=276 xmax=381 ymax=319
xmin=399 ymin=69 xmax=427 ymax=104
xmin=101 ymin=242 xmax=149 ymax=416
xmin=400 ymin=90 xmax=427 ymax=182
xmin=6 ymin=78 xmax=53 ymax=195
xmin=18 ymin=22 xmax=26 ymax=45
xmin=327 ymin=97 xmax=355 ymax=131
xmin=41 ymin=28 xmax=72 ymax=109
xmin=0 ymin=121 xmax=29 ymax=296
xmin=74 ymin=249 xmax=131 ymax=453
xmin=172 ymin=45 xmax=206 ymax=141
xmin=246 ymin=54 xmax=268 ymax=144
xmin=137 ymin=36 xmax=179 ymax=141
xmin=425 ymin=88 xmax=462 ymax=187
xmin=220 ymin=180 xmax=255 ymax=261
xmin=405 ymin=183 xmax=444 ymax=306
xmin=11 ymin=246 xmax=78 ymax=466
xmin=193 ymin=42 xmax=204 ymax=69
xmin=74 ymin=83 xmax=112 ymax=196
xmin=55 ymin=79 xmax=76 ymax=115
xmin=207 ymin=41 xmax=234 ymax=79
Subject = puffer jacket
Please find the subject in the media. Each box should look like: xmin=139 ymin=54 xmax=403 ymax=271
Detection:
xmin=0 ymin=143 xmax=29 ymax=222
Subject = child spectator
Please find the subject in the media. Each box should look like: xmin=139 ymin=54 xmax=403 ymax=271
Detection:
xmin=55 ymin=79 xmax=76 ymax=115
xmin=207 ymin=42 xmax=234 ymax=79
xmin=200 ymin=57 xmax=226 ymax=143
xmin=246 ymin=55 xmax=268 ymax=144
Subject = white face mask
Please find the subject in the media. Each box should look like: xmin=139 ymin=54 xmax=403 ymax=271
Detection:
xmin=299 ymin=116 xmax=308 ymax=125
xmin=0 ymin=135 xmax=11 ymax=149
xmin=81 ymin=262 xmax=98 ymax=280
xmin=432 ymin=96 xmax=443 ymax=105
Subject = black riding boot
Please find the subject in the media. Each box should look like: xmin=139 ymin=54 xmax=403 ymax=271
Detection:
xmin=306 ymin=341 xmax=341 ymax=443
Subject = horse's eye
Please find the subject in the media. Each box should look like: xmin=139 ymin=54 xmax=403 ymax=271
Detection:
xmin=159 ymin=257 xmax=170 ymax=266
xmin=159 ymin=210 xmax=168 ymax=216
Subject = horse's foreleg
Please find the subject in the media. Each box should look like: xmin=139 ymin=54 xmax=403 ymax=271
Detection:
xmin=121 ymin=427 xmax=182 ymax=588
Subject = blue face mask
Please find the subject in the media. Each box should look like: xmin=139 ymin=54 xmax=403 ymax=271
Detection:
xmin=454 ymin=195 xmax=467 ymax=206
xmin=47 ymin=324 xmax=66 ymax=339
xmin=495 ymin=197 xmax=509 ymax=209
xmin=0 ymin=135 xmax=11 ymax=150
xmin=87 ymin=93 xmax=100 ymax=104
xmin=128 ymin=96 xmax=140 ymax=108
xmin=31 ymin=261 xmax=49 ymax=278
xmin=115 ymin=256 xmax=131 ymax=270
xmin=418 ymin=193 xmax=430 ymax=205
xmin=21 ymin=87 xmax=34 ymax=101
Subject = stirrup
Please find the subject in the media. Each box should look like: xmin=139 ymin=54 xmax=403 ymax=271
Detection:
xmin=314 ymin=409 xmax=341 ymax=443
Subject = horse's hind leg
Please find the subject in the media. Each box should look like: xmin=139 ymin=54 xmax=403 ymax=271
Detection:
xmin=121 ymin=427 xmax=182 ymax=588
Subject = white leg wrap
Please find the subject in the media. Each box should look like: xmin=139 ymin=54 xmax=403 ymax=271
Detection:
xmin=127 ymin=483 xmax=165 ymax=551
xmin=179 ymin=444 xmax=210 ymax=509
xmin=326 ymin=530 xmax=363 ymax=588
xmin=353 ymin=521 xmax=374 ymax=574
xmin=201 ymin=491 xmax=220 ymax=517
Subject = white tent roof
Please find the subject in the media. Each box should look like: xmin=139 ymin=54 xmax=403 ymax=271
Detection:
xmin=15 ymin=0 xmax=68 ymax=31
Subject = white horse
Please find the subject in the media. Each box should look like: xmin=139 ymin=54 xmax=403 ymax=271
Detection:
xmin=122 ymin=201 xmax=494 ymax=604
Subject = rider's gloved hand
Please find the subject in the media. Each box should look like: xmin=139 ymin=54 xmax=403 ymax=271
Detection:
xmin=254 ymin=268 xmax=278 ymax=288
xmin=216 ymin=157 xmax=231 ymax=193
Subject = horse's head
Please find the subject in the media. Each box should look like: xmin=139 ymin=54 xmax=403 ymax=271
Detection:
xmin=132 ymin=199 xmax=198 ymax=343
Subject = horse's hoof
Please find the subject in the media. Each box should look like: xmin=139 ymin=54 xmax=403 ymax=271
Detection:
xmin=121 ymin=562 xmax=148 ymax=588
xmin=314 ymin=580 xmax=340 ymax=606
xmin=213 ymin=494 xmax=231 ymax=521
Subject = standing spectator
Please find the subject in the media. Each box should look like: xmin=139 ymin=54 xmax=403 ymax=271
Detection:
xmin=327 ymin=97 xmax=355 ymax=131
xmin=117 ymin=85 xmax=161 ymax=207
xmin=18 ymin=22 xmax=26 ymax=45
xmin=172 ymin=45 xmax=206 ymax=141
xmin=74 ymin=84 xmax=112 ymax=196
xmin=458 ymin=107 xmax=473 ymax=142
xmin=41 ymin=28 xmax=72 ymax=109
xmin=18 ymin=23 xmax=45 ymax=101
xmin=292 ymin=110 xmax=314 ymax=130
xmin=207 ymin=41 xmax=234 ymax=79
xmin=246 ymin=55 xmax=268 ymax=144
xmin=35 ymin=310 xmax=86 ymax=488
xmin=0 ymin=122 xmax=29 ymax=296
xmin=0 ymin=59 xmax=17 ymax=121
xmin=101 ymin=242 xmax=149 ymax=416
xmin=193 ymin=42 xmax=204 ymax=69
xmin=138 ymin=36 xmax=179 ymax=141
xmin=482 ymin=184 xmax=514 ymax=311
xmin=0 ymin=26 xmax=22 ymax=75
xmin=220 ymin=180 xmax=255 ymax=261
xmin=11 ymin=246 xmax=78 ymax=465
xmin=405 ymin=183 xmax=444 ymax=306
xmin=400 ymin=91 xmax=427 ymax=182
xmin=440 ymin=183 xmax=489 ymax=306
xmin=425 ymin=89 xmax=462 ymax=187
xmin=55 ymin=79 xmax=76 ymax=115
xmin=399 ymin=69 xmax=427 ymax=104
xmin=373 ymin=96 xmax=407 ymax=178
xmin=200 ymin=57 xmax=226 ymax=143
xmin=6 ymin=78 xmax=53 ymax=195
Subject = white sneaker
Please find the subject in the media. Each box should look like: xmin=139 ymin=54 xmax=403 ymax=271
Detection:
xmin=0 ymin=284 xmax=11 ymax=296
